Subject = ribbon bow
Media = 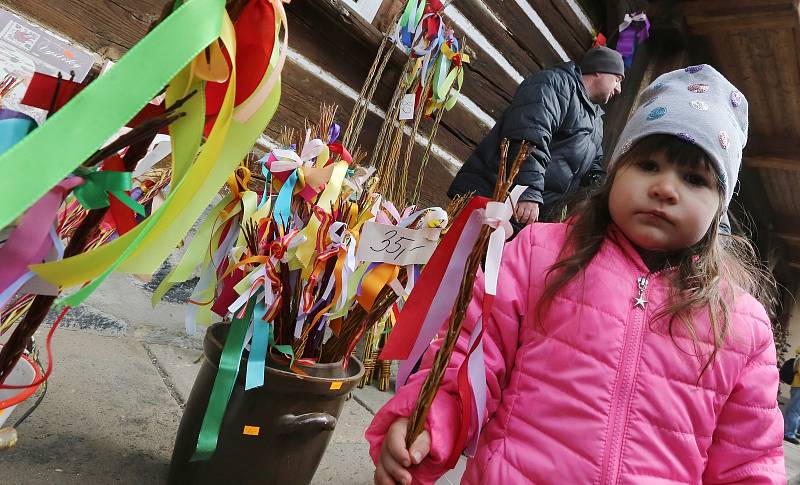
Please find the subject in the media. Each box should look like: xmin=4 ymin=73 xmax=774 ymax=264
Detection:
xmin=481 ymin=186 xmax=526 ymax=302
xmin=72 ymin=167 xmax=145 ymax=215
xmin=618 ymin=12 xmax=649 ymax=32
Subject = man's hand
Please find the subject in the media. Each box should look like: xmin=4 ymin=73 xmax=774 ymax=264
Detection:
xmin=514 ymin=201 xmax=539 ymax=225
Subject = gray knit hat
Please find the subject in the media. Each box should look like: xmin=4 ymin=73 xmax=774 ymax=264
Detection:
xmin=609 ymin=64 xmax=748 ymax=207
xmin=580 ymin=46 xmax=625 ymax=78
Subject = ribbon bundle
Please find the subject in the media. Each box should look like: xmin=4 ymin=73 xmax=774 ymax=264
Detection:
xmin=150 ymin=106 xmax=451 ymax=459
xmin=0 ymin=0 xmax=287 ymax=391
xmin=394 ymin=0 xmax=469 ymax=118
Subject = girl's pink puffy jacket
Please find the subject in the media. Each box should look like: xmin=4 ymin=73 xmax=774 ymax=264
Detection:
xmin=366 ymin=222 xmax=784 ymax=484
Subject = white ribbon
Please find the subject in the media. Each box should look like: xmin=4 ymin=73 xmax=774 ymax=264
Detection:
xmin=619 ymin=12 xmax=648 ymax=32
xmin=461 ymin=185 xmax=528 ymax=457
xmin=389 ymin=277 xmax=409 ymax=299
xmin=403 ymin=264 xmax=417 ymax=296
xmin=482 ymin=186 xmax=527 ymax=296
xmin=324 ymin=221 xmax=359 ymax=314
xmin=185 ymin=216 xmax=241 ymax=334
xmin=269 ymin=136 xmax=329 ymax=173
xmin=132 ymin=134 xmax=172 ymax=177
xmin=343 ymin=165 xmax=376 ymax=195
xmin=299 ymin=133 xmax=328 ymax=165
xmin=227 ymin=264 xmax=267 ymax=315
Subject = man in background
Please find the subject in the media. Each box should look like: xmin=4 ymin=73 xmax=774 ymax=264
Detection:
xmin=448 ymin=46 xmax=625 ymax=228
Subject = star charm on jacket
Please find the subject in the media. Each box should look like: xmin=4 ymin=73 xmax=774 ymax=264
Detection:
xmin=633 ymin=296 xmax=648 ymax=309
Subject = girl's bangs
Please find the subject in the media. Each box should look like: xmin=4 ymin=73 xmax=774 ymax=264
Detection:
xmin=620 ymin=134 xmax=714 ymax=172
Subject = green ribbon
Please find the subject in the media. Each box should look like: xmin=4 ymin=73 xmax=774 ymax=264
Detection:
xmin=192 ymin=297 xmax=257 ymax=461
xmin=72 ymin=168 xmax=145 ymax=215
xmin=0 ymin=0 xmax=225 ymax=230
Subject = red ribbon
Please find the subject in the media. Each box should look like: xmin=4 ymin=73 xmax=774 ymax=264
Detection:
xmin=22 ymin=72 xmax=168 ymax=132
xmin=327 ymin=141 xmax=352 ymax=164
xmin=210 ymin=268 xmax=245 ymax=316
xmin=204 ymin=0 xmax=277 ymax=136
xmin=592 ymin=32 xmax=607 ymax=48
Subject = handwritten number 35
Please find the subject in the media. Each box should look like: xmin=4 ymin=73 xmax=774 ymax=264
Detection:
xmin=370 ymin=230 xmax=420 ymax=260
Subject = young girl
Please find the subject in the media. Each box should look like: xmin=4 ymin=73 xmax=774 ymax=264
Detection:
xmin=367 ymin=65 xmax=785 ymax=484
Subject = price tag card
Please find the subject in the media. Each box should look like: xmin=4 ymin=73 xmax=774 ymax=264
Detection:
xmin=356 ymin=221 xmax=439 ymax=265
xmin=398 ymin=93 xmax=415 ymax=120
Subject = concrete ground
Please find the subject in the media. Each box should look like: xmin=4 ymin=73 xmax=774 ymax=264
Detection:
xmin=0 ymin=269 xmax=798 ymax=484
xmin=0 ymin=270 xmax=384 ymax=484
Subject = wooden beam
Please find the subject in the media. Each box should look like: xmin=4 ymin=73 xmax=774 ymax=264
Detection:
xmin=743 ymin=136 xmax=800 ymax=172
xmin=680 ymin=0 xmax=799 ymax=35
xmin=775 ymin=217 xmax=800 ymax=244
xmin=0 ymin=0 xmax=166 ymax=57
xmin=780 ymin=232 xmax=800 ymax=244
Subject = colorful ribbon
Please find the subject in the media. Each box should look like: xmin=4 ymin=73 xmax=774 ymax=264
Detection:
xmin=0 ymin=0 xmax=227 ymax=230
xmin=381 ymin=186 xmax=527 ymax=467
xmin=33 ymin=8 xmax=284 ymax=309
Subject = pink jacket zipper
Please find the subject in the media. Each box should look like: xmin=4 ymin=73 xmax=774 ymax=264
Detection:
xmin=599 ymin=275 xmax=649 ymax=484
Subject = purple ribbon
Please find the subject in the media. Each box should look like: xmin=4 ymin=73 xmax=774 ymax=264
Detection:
xmin=327 ymin=123 xmax=340 ymax=144
xmin=615 ymin=12 xmax=650 ymax=68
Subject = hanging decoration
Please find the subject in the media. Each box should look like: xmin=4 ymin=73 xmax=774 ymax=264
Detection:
xmin=615 ymin=12 xmax=650 ymax=69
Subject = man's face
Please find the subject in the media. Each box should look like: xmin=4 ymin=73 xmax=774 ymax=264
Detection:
xmin=588 ymin=73 xmax=623 ymax=104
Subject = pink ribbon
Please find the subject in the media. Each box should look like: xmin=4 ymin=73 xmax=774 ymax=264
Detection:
xmin=0 ymin=176 xmax=82 ymax=295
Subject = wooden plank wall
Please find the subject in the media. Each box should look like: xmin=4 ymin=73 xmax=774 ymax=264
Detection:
xmin=1 ymin=0 xmax=596 ymax=207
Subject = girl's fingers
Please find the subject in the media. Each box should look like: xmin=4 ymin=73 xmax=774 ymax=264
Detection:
xmin=374 ymin=464 xmax=402 ymax=485
xmin=515 ymin=204 xmax=525 ymax=220
xmin=379 ymin=454 xmax=412 ymax=485
xmin=408 ymin=430 xmax=431 ymax=465
xmin=385 ymin=419 xmax=412 ymax=467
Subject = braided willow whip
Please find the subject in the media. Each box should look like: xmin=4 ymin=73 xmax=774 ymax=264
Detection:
xmin=405 ymin=140 xmax=528 ymax=449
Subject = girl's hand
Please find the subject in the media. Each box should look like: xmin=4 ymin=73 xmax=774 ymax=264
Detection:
xmin=374 ymin=417 xmax=431 ymax=485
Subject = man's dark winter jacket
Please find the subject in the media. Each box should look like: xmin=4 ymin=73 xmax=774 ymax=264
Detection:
xmin=448 ymin=62 xmax=605 ymax=219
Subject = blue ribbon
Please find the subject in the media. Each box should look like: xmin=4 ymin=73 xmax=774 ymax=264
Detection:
xmin=273 ymin=169 xmax=298 ymax=229
xmin=245 ymin=301 xmax=270 ymax=390
xmin=0 ymin=116 xmax=36 ymax=156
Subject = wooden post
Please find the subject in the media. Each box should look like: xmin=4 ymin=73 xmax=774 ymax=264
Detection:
xmin=601 ymin=1 xmax=689 ymax=156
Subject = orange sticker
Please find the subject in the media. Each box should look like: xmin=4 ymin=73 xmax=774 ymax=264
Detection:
xmin=243 ymin=425 xmax=260 ymax=436
xmin=329 ymin=381 xmax=343 ymax=390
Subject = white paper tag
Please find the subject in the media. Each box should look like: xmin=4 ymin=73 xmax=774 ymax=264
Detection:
xmin=399 ymin=93 xmax=415 ymax=120
xmin=356 ymin=221 xmax=439 ymax=265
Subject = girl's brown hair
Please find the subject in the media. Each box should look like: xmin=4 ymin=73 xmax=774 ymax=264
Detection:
xmin=537 ymin=134 xmax=776 ymax=376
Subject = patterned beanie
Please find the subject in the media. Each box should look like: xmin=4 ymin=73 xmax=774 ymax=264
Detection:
xmin=609 ymin=64 xmax=748 ymax=207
